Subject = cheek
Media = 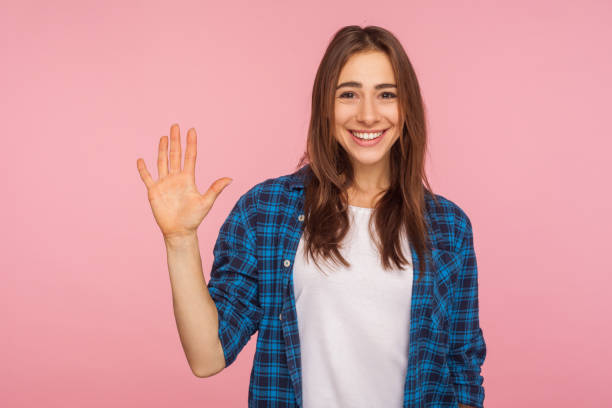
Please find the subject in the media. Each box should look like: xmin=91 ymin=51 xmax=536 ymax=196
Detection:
xmin=334 ymin=103 xmax=352 ymax=122
xmin=388 ymin=130 xmax=401 ymax=146
xmin=333 ymin=128 xmax=347 ymax=146
xmin=382 ymin=105 xmax=399 ymax=122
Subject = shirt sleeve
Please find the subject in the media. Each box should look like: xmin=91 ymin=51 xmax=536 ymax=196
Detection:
xmin=448 ymin=215 xmax=487 ymax=408
xmin=206 ymin=191 xmax=263 ymax=368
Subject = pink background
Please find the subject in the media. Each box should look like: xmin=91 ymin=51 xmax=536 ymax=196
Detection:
xmin=2 ymin=0 xmax=611 ymax=406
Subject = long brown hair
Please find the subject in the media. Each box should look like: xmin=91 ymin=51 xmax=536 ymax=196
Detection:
xmin=296 ymin=25 xmax=438 ymax=282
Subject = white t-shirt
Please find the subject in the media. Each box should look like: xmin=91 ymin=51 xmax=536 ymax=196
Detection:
xmin=293 ymin=204 xmax=414 ymax=408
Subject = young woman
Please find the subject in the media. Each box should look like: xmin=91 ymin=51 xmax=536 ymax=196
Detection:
xmin=137 ymin=25 xmax=486 ymax=408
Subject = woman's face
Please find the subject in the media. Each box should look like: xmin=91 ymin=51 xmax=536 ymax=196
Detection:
xmin=334 ymin=51 xmax=400 ymax=170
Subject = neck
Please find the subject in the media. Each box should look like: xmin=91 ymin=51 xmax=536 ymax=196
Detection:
xmin=349 ymin=158 xmax=390 ymax=193
xmin=345 ymin=158 xmax=391 ymax=207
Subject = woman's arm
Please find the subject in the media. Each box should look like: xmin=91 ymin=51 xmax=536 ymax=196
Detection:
xmin=448 ymin=215 xmax=487 ymax=407
xmin=136 ymin=124 xmax=233 ymax=377
xmin=165 ymin=233 xmax=226 ymax=377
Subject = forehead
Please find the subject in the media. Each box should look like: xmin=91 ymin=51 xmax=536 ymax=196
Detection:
xmin=337 ymin=51 xmax=395 ymax=84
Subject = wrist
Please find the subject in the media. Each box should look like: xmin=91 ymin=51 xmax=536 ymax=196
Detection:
xmin=164 ymin=231 xmax=198 ymax=248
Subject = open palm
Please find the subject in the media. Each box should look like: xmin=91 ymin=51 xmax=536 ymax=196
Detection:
xmin=136 ymin=124 xmax=232 ymax=239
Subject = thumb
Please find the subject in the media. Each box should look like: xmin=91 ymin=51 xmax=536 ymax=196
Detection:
xmin=202 ymin=177 xmax=233 ymax=207
xmin=212 ymin=177 xmax=233 ymax=193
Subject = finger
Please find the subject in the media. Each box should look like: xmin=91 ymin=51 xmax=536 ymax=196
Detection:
xmin=136 ymin=158 xmax=155 ymax=190
xmin=169 ymin=123 xmax=182 ymax=174
xmin=201 ymin=177 xmax=233 ymax=208
xmin=183 ymin=128 xmax=197 ymax=180
xmin=157 ymin=135 xmax=168 ymax=178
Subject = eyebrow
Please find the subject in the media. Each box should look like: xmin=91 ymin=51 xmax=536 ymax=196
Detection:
xmin=336 ymin=81 xmax=397 ymax=90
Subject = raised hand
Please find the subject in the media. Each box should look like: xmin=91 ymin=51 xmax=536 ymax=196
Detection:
xmin=136 ymin=124 xmax=233 ymax=239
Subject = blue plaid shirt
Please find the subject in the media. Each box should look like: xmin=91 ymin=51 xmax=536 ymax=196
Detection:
xmin=207 ymin=164 xmax=486 ymax=408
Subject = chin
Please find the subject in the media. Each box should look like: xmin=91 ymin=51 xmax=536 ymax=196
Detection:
xmin=349 ymin=153 xmax=388 ymax=166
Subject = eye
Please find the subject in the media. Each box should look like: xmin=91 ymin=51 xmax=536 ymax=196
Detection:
xmin=338 ymin=91 xmax=397 ymax=99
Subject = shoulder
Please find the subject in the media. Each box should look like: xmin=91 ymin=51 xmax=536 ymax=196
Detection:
xmin=232 ymin=167 xmax=304 ymax=214
xmin=424 ymin=190 xmax=473 ymax=252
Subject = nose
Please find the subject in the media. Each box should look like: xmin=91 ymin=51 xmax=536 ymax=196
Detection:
xmin=355 ymin=94 xmax=380 ymax=125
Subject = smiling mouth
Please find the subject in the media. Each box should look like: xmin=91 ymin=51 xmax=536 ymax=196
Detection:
xmin=349 ymin=129 xmax=388 ymax=140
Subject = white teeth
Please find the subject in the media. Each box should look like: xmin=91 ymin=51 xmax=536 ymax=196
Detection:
xmin=352 ymin=131 xmax=384 ymax=140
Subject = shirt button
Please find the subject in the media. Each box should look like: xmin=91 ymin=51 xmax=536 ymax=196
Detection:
xmin=283 ymin=259 xmax=291 ymax=267
xmin=279 ymin=313 xmax=283 ymax=321
xmin=298 ymin=214 xmax=304 ymax=222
